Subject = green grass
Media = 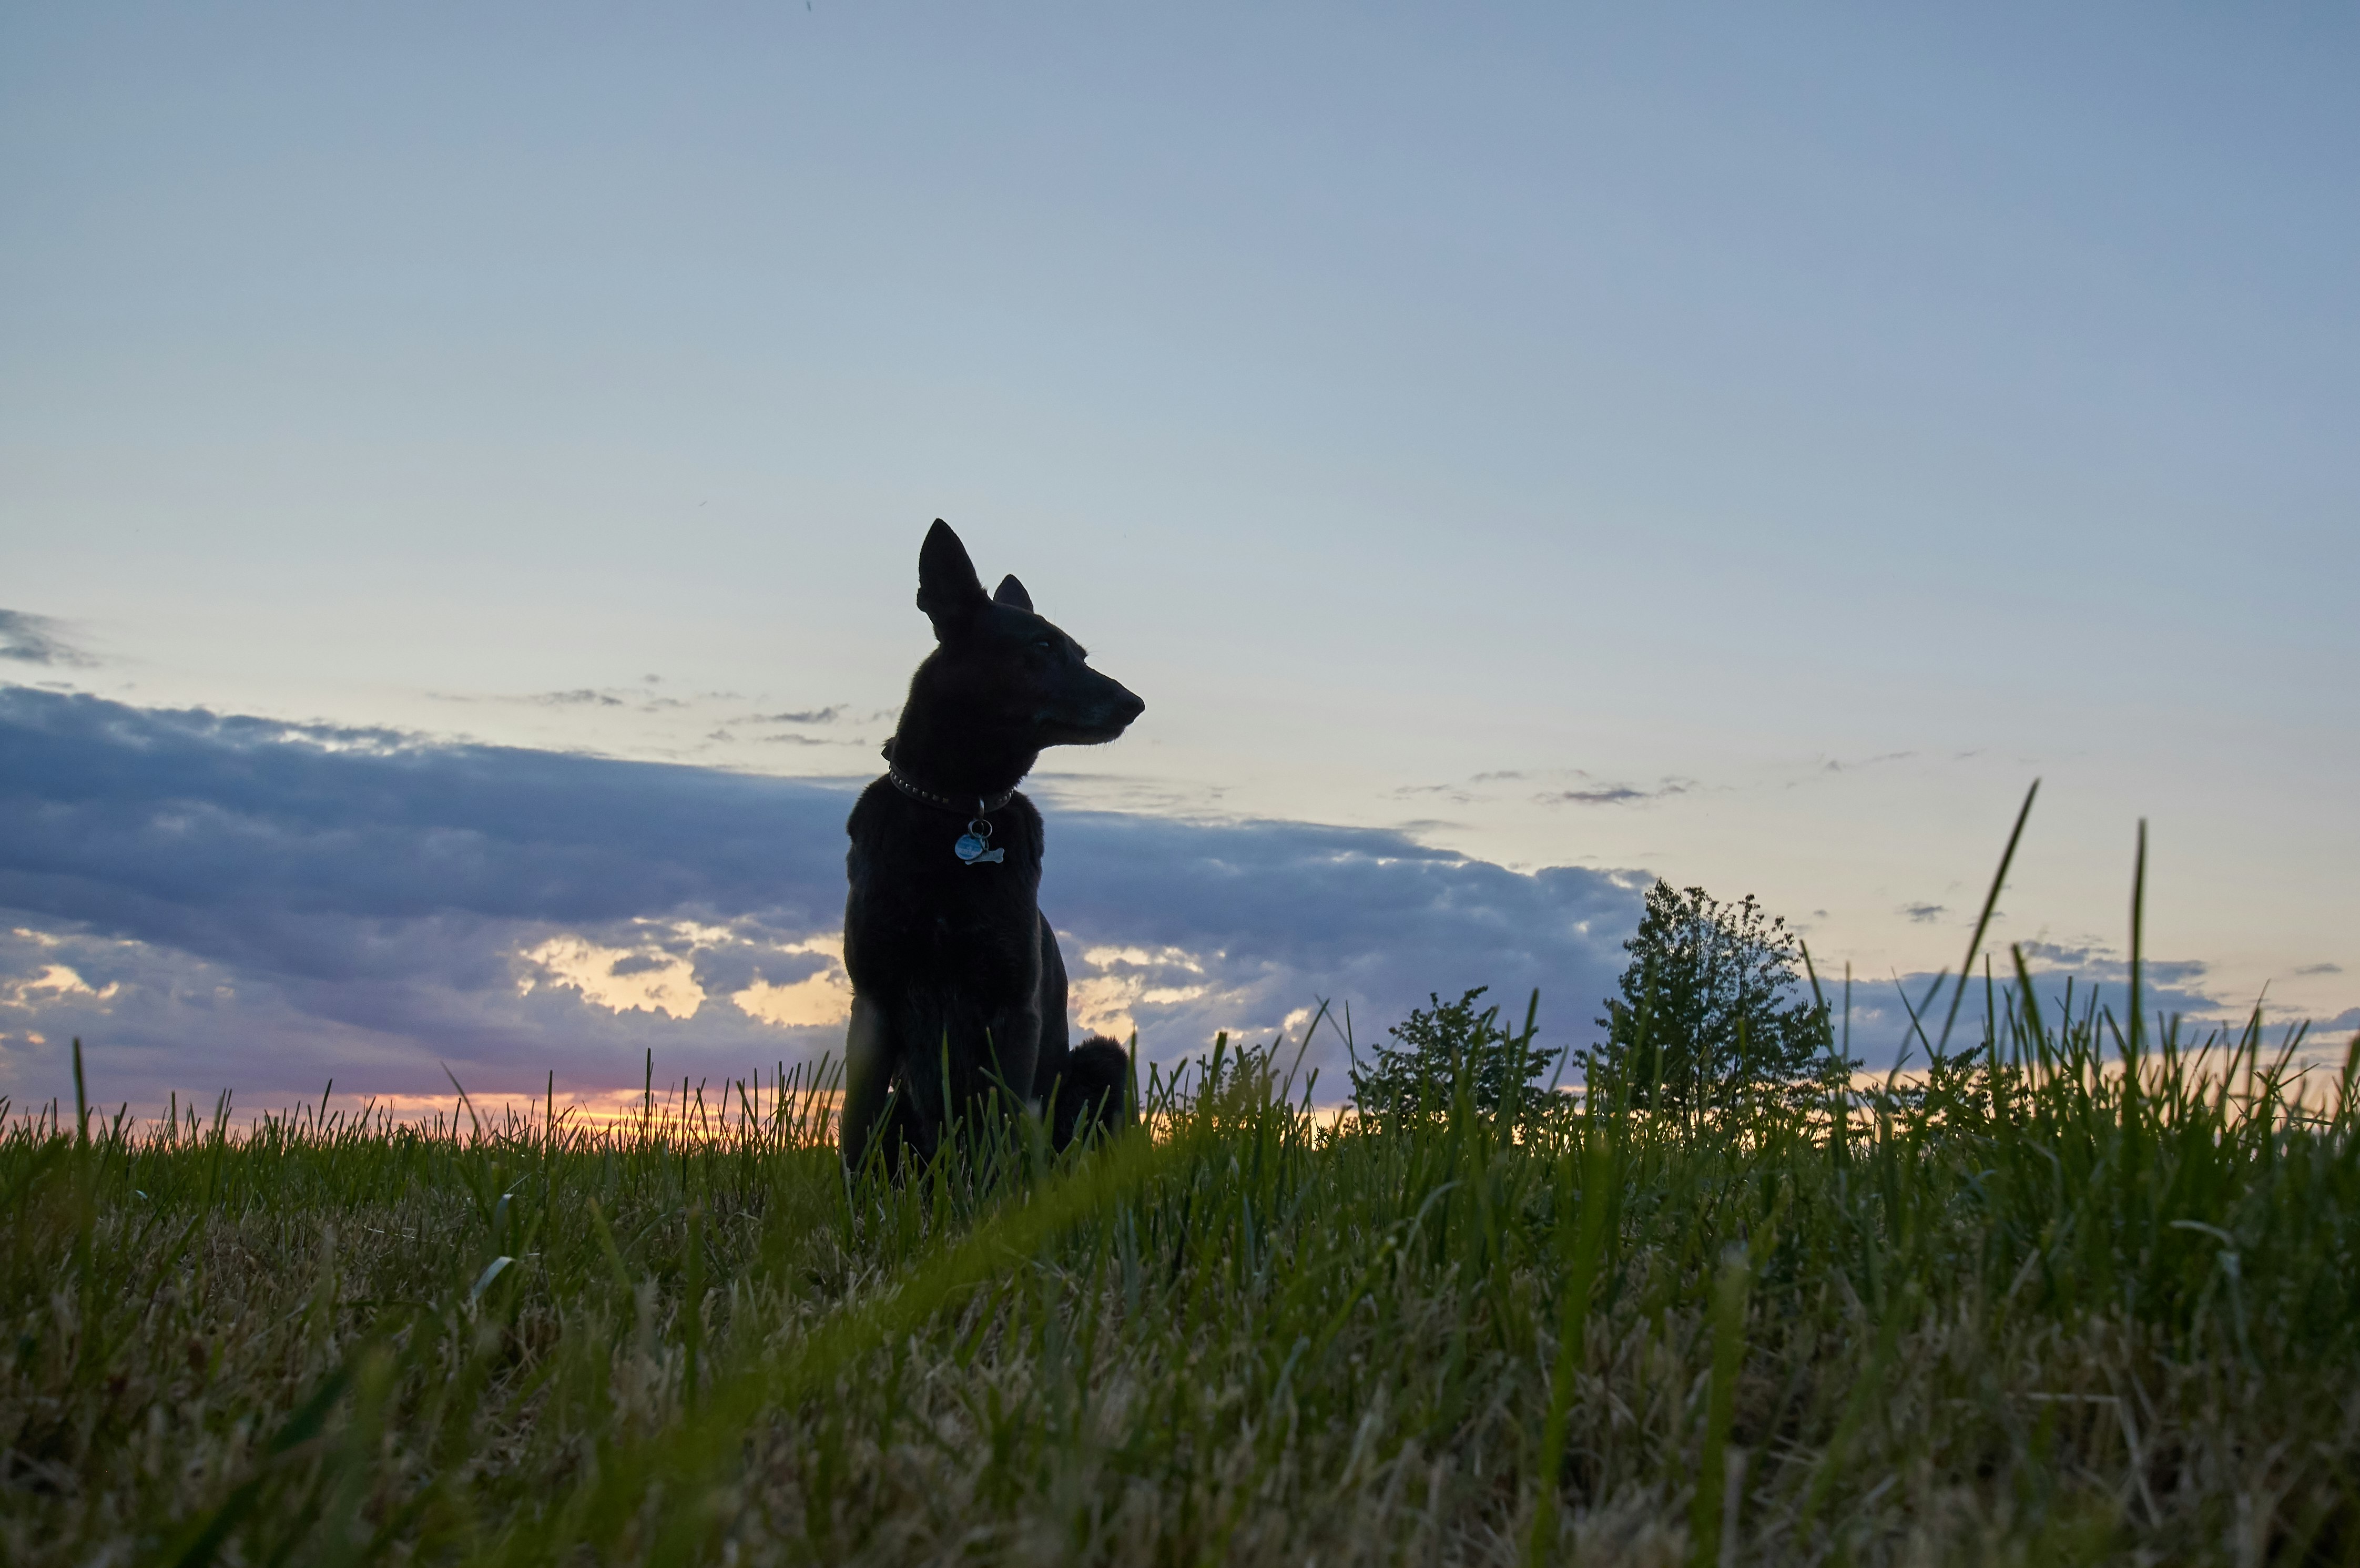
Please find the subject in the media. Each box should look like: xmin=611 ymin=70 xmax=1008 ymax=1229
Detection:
xmin=5 ymin=977 xmax=2359 ymax=1565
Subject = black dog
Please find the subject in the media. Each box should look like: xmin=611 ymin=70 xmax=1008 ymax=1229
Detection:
xmin=839 ymin=520 xmax=1145 ymax=1172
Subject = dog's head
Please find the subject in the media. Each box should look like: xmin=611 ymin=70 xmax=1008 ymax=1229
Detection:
xmin=908 ymin=519 xmax=1145 ymax=752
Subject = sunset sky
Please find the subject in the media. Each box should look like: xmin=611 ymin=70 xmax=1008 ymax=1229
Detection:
xmin=4 ymin=3 xmax=2355 ymax=1113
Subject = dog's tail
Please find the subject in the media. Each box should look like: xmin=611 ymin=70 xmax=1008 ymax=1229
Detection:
xmin=1051 ymin=1033 xmax=1136 ymax=1150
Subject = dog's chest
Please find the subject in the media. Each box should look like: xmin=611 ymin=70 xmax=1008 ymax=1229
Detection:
xmin=845 ymin=793 xmax=1042 ymax=982
xmin=876 ymin=867 xmax=1031 ymax=946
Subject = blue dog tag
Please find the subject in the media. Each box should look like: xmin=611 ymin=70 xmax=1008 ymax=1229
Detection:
xmin=954 ymin=820 xmax=1005 ymax=865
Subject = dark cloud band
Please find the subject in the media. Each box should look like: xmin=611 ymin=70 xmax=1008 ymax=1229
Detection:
xmin=0 ymin=687 xmax=1648 ymax=1108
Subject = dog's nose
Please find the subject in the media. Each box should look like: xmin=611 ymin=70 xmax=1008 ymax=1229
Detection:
xmin=1116 ymin=686 xmax=1145 ymax=723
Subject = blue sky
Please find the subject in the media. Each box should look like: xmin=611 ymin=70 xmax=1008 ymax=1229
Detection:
xmin=3 ymin=4 xmax=2355 ymax=1108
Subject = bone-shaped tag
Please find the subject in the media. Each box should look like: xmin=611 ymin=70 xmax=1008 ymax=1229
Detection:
xmin=953 ymin=830 xmax=1005 ymax=865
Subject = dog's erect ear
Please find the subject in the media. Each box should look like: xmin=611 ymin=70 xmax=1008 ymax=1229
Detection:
xmin=992 ymin=574 xmax=1033 ymax=612
xmin=916 ymin=519 xmax=989 ymax=637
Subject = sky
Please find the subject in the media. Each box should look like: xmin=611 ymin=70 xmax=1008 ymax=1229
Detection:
xmin=3 ymin=3 xmax=2355 ymax=1113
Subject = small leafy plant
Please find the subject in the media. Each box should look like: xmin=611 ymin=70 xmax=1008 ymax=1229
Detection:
xmin=1346 ymin=985 xmax=1559 ymax=1128
xmin=1579 ymin=880 xmax=1858 ymax=1115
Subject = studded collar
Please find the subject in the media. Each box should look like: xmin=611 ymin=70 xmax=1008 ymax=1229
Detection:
xmin=880 ymin=743 xmax=1019 ymax=816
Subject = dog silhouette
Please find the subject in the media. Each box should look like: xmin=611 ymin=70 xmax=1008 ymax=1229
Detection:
xmin=839 ymin=520 xmax=1145 ymax=1171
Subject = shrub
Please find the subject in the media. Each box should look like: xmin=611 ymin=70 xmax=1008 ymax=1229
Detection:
xmin=1578 ymin=880 xmax=1856 ymax=1114
xmin=1347 ymin=986 xmax=1559 ymax=1127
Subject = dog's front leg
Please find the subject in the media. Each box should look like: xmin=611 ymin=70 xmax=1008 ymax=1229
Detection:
xmin=839 ymin=993 xmax=897 ymax=1173
xmin=974 ymin=1001 xmax=1043 ymax=1132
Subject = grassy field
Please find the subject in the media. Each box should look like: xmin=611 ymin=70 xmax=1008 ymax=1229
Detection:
xmin=5 ymin=974 xmax=2358 ymax=1566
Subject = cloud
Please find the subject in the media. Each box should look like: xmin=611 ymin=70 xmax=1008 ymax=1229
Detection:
xmin=1818 ymin=750 xmax=1915 ymax=775
xmin=1901 ymin=903 xmax=1946 ymax=923
xmin=0 ymin=610 xmax=97 ymax=669
xmin=2010 ymin=939 xmax=2208 ymax=989
xmin=1390 ymin=768 xmax=1701 ymax=809
xmin=0 ymin=687 xmax=1649 ymax=1108
xmin=6 ymin=688 xmax=2317 ymax=1109
xmin=1539 ymin=779 xmax=1693 ymax=807
xmin=429 ymin=687 xmax=693 ymax=713
xmin=729 ymin=936 xmax=855 ymax=1029
xmin=2296 ymin=962 xmax=2343 ymax=976
xmin=0 ymin=687 xmax=860 ymax=1103
xmin=742 ymin=706 xmax=846 ymax=725
xmin=515 ymin=924 xmax=855 ymax=1030
xmin=4 ymin=962 xmax=120 ymax=1006
xmin=520 ymin=929 xmax=711 ymax=1020
xmin=1390 ymin=769 xmax=1699 ymax=808
xmin=1822 ymin=940 xmax=2310 ymax=1070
